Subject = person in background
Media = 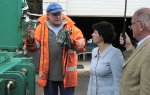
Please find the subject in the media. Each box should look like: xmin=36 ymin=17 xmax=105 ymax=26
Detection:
xmin=120 ymin=8 xmax=150 ymax=95
xmin=87 ymin=21 xmax=124 ymax=95
xmin=26 ymin=2 xmax=85 ymax=95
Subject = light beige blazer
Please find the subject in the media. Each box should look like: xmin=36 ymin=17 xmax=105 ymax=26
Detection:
xmin=121 ymin=37 xmax=150 ymax=95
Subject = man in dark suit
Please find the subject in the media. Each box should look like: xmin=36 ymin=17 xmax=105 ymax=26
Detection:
xmin=120 ymin=8 xmax=150 ymax=95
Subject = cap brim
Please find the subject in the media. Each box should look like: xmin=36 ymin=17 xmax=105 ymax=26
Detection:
xmin=50 ymin=9 xmax=64 ymax=13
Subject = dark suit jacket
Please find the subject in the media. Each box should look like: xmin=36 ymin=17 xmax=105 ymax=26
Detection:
xmin=121 ymin=37 xmax=150 ymax=95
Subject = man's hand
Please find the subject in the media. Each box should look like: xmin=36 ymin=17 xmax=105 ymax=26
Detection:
xmin=65 ymin=30 xmax=74 ymax=48
xmin=27 ymin=25 xmax=35 ymax=43
xmin=57 ymin=30 xmax=74 ymax=48
xmin=120 ymin=32 xmax=134 ymax=51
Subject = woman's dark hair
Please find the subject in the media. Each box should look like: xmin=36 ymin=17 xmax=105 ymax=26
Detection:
xmin=92 ymin=21 xmax=115 ymax=44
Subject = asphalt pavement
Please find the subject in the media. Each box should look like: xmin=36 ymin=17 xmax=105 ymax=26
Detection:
xmin=35 ymin=60 xmax=90 ymax=95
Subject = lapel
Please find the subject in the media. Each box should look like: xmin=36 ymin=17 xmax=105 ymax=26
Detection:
xmin=123 ymin=38 xmax=150 ymax=68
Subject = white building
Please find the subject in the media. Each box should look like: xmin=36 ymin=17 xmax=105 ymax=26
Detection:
xmin=43 ymin=0 xmax=150 ymax=17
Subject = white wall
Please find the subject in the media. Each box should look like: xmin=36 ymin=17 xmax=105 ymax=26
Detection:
xmin=43 ymin=0 xmax=150 ymax=17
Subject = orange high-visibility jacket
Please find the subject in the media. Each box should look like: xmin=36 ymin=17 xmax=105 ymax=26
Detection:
xmin=31 ymin=14 xmax=85 ymax=88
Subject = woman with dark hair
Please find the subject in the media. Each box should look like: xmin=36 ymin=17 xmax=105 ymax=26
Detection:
xmin=87 ymin=21 xmax=124 ymax=95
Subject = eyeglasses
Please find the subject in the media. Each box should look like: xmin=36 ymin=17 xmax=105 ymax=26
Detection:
xmin=128 ymin=21 xmax=141 ymax=29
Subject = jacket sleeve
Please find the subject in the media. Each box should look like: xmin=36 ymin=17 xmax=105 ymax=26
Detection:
xmin=110 ymin=49 xmax=124 ymax=95
xmin=123 ymin=47 xmax=135 ymax=61
xmin=70 ymin=25 xmax=85 ymax=53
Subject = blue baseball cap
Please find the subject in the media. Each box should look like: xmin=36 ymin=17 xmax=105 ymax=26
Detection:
xmin=46 ymin=2 xmax=63 ymax=13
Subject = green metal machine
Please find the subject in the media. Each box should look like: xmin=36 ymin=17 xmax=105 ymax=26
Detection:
xmin=0 ymin=0 xmax=35 ymax=95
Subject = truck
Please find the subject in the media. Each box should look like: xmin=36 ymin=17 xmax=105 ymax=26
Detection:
xmin=0 ymin=0 xmax=36 ymax=95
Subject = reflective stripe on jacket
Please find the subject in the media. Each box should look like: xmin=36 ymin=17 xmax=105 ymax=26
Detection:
xmin=34 ymin=14 xmax=85 ymax=88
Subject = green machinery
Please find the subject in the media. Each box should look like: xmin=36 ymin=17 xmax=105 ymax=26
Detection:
xmin=0 ymin=0 xmax=35 ymax=95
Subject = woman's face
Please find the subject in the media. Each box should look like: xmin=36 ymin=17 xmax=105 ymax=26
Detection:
xmin=92 ymin=30 xmax=103 ymax=44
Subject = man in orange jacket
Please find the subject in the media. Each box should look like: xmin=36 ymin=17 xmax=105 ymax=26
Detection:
xmin=26 ymin=2 xmax=85 ymax=95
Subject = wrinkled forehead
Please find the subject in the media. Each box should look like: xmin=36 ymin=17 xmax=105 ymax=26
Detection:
xmin=131 ymin=13 xmax=137 ymax=22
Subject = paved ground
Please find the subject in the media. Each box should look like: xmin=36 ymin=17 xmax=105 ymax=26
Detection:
xmin=75 ymin=61 xmax=90 ymax=95
xmin=35 ymin=60 xmax=90 ymax=95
